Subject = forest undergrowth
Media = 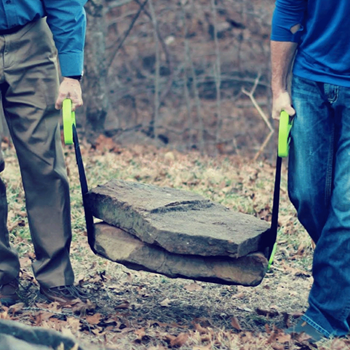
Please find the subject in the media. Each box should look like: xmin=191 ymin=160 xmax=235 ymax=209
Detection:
xmin=0 ymin=136 xmax=347 ymax=350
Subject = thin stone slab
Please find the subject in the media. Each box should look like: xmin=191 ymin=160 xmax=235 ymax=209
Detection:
xmin=0 ymin=319 xmax=87 ymax=350
xmin=87 ymin=180 xmax=270 ymax=258
xmin=94 ymin=223 xmax=268 ymax=286
xmin=0 ymin=334 xmax=52 ymax=350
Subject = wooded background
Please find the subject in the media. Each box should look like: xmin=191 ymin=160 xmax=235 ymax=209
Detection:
xmin=0 ymin=0 xmax=274 ymax=159
xmin=82 ymin=0 xmax=275 ymax=158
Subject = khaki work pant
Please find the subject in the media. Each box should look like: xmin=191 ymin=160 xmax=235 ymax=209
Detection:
xmin=0 ymin=19 xmax=74 ymax=288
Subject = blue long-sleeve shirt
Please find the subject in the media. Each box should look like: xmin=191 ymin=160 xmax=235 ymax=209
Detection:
xmin=271 ymin=0 xmax=350 ymax=87
xmin=0 ymin=0 xmax=87 ymax=77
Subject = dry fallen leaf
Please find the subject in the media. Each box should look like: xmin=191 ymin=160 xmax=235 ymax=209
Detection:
xmin=0 ymin=310 xmax=9 ymax=320
xmin=265 ymin=324 xmax=271 ymax=334
xmin=164 ymin=334 xmax=176 ymax=344
xmin=34 ymin=312 xmax=54 ymax=326
xmin=275 ymin=332 xmax=291 ymax=343
xmin=86 ymin=313 xmax=102 ymax=325
xmin=192 ymin=345 xmax=211 ymax=350
xmin=8 ymin=302 xmax=25 ymax=314
xmin=134 ymin=327 xmax=146 ymax=340
xmin=8 ymin=219 xmax=26 ymax=232
xmin=170 ymin=333 xmax=189 ymax=347
xmin=311 ymin=240 xmax=316 ymax=250
xmin=71 ymin=300 xmax=95 ymax=315
xmin=297 ymin=243 xmax=306 ymax=256
xmin=115 ymin=301 xmax=130 ymax=309
xmin=91 ymin=328 xmax=101 ymax=335
xmin=200 ymin=334 xmax=212 ymax=342
xmin=193 ymin=323 xmax=208 ymax=334
xmin=230 ymin=316 xmax=241 ymax=331
xmin=160 ymin=298 xmax=171 ymax=307
xmin=256 ymin=308 xmax=279 ymax=318
xmin=35 ymin=302 xmax=60 ymax=312
xmin=66 ymin=317 xmax=81 ymax=333
xmin=234 ymin=292 xmax=245 ymax=299
xmin=93 ymin=134 xmax=120 ymax=154
xmin=294 ymin=269 xmax=311 ymax=278
xmin=294 ymin=331 xmax=314 ymax=343
xmin=61 ymin=327 xmax=75 ymax=339
xmin=184 ymin=283 xmax=203 ymax=292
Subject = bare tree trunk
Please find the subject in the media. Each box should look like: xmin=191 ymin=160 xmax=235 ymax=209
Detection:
xmin=83 ymin=0 xmax=109 ymax=143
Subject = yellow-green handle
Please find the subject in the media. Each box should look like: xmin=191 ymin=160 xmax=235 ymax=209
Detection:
xmin=62 ymin=99 xmax=76 ymax=145
xmin=268 ymin=242 xmax=277 ymax=270
xmin=278 ymin=111 xmax=293 ymax=158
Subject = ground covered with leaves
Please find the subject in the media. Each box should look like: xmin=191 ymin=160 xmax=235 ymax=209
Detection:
xmin=1 ymin=137 xmax=349 ymax=350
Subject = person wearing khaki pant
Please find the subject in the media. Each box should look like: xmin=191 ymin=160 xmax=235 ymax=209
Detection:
xmin=0 ymin=1 xmax=87 ymax=305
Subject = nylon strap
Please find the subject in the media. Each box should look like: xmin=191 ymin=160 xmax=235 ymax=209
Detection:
xmin=267 ymin=154 xmax=282 ymax=260
xmin=72 ymin=124 xmax=96 ymax=253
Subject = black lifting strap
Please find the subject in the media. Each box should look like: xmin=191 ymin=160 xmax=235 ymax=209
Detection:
xmin=72 ymin=124 xmax=96 ymax=253
xmin=266 ymin=154 xmax=282 ymax=260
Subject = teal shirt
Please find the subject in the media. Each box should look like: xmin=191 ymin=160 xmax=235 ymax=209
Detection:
xmin=271 ymin=0 xmax=350 ymax=87
xmin=0 ymin=0 xmax=87 ymax=76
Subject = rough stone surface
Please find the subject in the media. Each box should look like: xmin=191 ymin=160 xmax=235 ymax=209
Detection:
xmin=87 ymin=180 xmax=270 ymax=258
xmin=0 ymin=319 xmax=87 ymax=350
xmin=94 ymin=223 xmax=268 ymax=286
xmin=0 ymin=334 xmax=51 ymax=350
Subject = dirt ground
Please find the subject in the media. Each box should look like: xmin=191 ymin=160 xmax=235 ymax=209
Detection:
xmin=1 ymin=139 xmax=349 ymax=350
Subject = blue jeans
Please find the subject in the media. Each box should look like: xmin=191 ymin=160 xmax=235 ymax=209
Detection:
xmin=289 ymin=75 xmax=350 ymax=337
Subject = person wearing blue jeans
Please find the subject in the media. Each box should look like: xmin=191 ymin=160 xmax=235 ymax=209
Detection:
xmin=271 ymin=0 xmax=350 ymax=342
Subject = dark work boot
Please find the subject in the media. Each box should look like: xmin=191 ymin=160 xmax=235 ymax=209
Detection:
xmin=40 ymin=285 xmax=89 ymax=305
xmin=0 ymin=279 xmax=20 ymax=306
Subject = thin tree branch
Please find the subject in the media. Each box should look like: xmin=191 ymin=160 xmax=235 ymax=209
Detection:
xmin=210 ymin=0 xmax=222 ymax=151
xmin=242 ymin=74 xmax=274 ymax=161
xmin=106 ymin=0 xmax=133 ymax=10
xmin=147 ymin=0 xmax=160 ymax=139
xmin=134 ymin=0 xmax=175 ymax=105
xmin=183 ymin=69 xmax=193 ymax=150
xmin=107 ymin=0 xmax=148 ymax=70
xmin=181 ymin=3 xmax=204 ymax=153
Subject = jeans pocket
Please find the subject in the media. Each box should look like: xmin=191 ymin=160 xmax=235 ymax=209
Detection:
xmin=292 ymin=75 xmax=321 ymax=97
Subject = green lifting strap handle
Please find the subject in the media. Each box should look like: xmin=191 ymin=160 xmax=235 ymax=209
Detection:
xmin=278 ymin=110 xmax=293 ymax=158
xmin=62 ymin=99 xmax=96 ymax=253
xmin=267 ymin=111 xmax=293 ymax=270
xmin=62 ymin=99 xmax=76 ymax=145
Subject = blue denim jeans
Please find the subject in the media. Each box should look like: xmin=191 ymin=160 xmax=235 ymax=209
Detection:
xmin=289 ymin=75 xmax=350 ymax=337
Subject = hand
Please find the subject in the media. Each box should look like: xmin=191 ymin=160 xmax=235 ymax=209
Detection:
xmin=272 ymin=90 xmax=295 ymax=120
xmin=55 ymin=77 xmax=83 ymax=111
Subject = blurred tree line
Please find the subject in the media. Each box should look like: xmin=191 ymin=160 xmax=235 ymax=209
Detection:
xmin=82 ymin=0 xmax=275 ymax=157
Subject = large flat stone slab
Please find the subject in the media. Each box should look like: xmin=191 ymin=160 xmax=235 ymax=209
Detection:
xmin=94 ymin=223 xmax=268 ymax=286
xmin=0 ymin=319 xmax=87 ymax=350
xmin=87 ymin=180 xmax=270 ymax=258
xmin=0 ymin=335 xmax=51 ymax=350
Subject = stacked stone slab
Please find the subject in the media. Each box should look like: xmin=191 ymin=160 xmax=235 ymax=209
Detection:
xmin=86 ymin=180 xmax=271 ymax=286
xmin=0 ymin=320 xmax=86 ymax=350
